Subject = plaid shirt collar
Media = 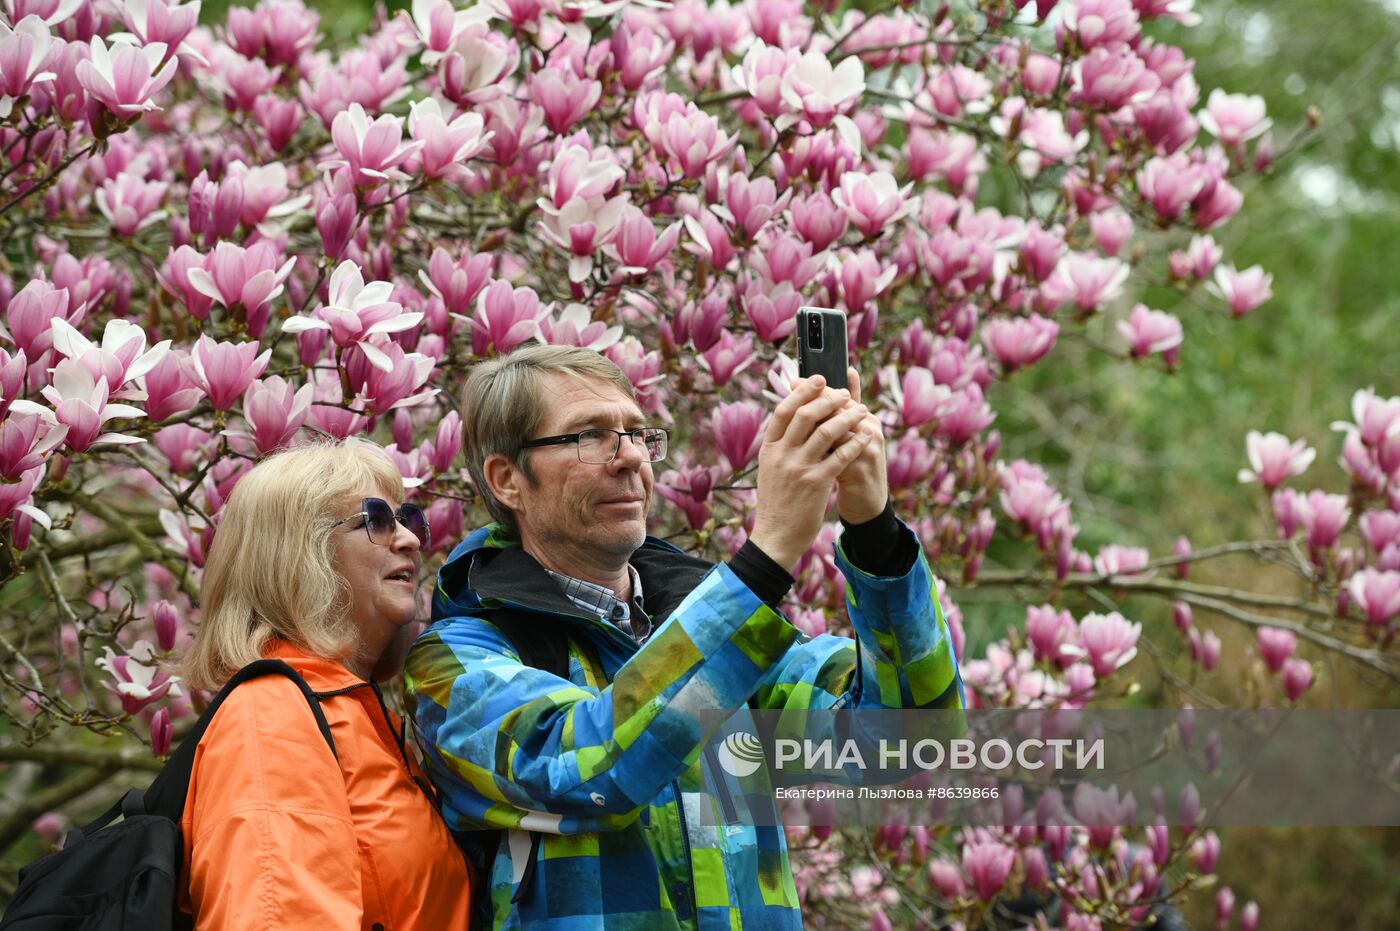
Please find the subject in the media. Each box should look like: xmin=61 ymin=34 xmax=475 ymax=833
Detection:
xmin=544 ymin=563 xmax=651 ymax=642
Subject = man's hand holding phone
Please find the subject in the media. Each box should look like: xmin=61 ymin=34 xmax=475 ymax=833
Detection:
xmin=748 ymin=375 xmax=872 ymax=574
xmin=833 ymin=366 xmax=889 ymax=526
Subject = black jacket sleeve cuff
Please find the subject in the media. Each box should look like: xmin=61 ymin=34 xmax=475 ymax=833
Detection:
xmin=729 ymin=540 xmax=795 ymax=607
xmin=840 ymin=499 xmax=918 ymax=577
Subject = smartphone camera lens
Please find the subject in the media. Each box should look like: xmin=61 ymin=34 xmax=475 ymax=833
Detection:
xmin=807 ymin=314 xmax=823 ymax=350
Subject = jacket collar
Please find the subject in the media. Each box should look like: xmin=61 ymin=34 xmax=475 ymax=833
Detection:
xmin=433 ymin=524 xmax=715 ymax=622
xmin=262 ymin=639 xmax=368 ymax=693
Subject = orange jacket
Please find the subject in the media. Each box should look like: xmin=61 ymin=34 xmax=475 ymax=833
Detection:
xmin=178 ymin=640 xmax=471 ymax=930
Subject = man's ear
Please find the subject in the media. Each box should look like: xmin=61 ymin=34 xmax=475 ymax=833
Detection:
xmin=482 ymin=453 xmax=526 ymax=511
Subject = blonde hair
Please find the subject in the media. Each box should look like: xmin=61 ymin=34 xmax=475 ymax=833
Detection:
xmin=181 ymin=440 xmax=405 ymax=691
xmin=460 ymin=345 xmax=636 ymax=535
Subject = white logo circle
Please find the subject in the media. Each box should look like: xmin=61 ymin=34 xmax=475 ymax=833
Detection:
xmin=716 ymin=731 xmax=765 ymax=778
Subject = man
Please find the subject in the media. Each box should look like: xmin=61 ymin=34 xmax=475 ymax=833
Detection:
xmin=407 ymin=345 xmax=963 ymax=930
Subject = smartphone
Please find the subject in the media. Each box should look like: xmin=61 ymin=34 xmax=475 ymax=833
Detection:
xmin=796 ymin=306 xmax=849 ymax=388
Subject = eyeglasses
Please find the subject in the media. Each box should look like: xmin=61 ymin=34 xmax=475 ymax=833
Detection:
xmin=330 ymin=497 xmax=430 ymax=549
xmin=519 ymin=427 xmax=669 ymax=464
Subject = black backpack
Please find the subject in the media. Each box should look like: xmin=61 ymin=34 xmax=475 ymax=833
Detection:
xmin=0 ymin=659 xmax=337 ymax=930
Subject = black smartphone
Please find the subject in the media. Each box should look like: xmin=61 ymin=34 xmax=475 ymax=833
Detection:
xmin=796 ymin=306 xmax=849 ymax=388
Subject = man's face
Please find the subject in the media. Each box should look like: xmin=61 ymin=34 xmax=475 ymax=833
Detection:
xmin=506 ymin=373 xmax=654 ymax=566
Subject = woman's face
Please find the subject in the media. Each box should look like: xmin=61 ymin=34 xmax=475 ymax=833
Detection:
xmin=329 ymin=488 xmax=422 ymax=679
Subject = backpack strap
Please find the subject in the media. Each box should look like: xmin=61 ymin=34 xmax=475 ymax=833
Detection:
xmin=141 ymin=659 xmax=338 ymax=823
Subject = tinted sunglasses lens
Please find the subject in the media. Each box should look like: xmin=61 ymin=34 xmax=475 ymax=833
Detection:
xmin=397 ymin=504 xmax=430 ymax=549
xmin=361 ymin=498 xmax=398 ymax=543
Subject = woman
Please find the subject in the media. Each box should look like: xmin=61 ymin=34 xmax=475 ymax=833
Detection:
xmin=177 ymin=440 xmax=470 ymax=930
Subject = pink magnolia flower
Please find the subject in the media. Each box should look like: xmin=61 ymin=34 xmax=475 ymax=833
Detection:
xmin=529 ymin=67 xmax=602 ymax=134
xmin=190 ymin=334 xmax=271 ymax=411
xmin=1300 ymin=490 xmax=1349 ymax=551
xmin=1071 ymin=45 xmax=1159 ymax=111
xmin=1089 ymin=208 xmax=1134 ymax=257
xmin=150 ymin=707 xmax=173 ymax=756
xmin=1208 ymin=263 xmax=1272 ymax=316
xmin=324 ymin=103 xmax=423 ymax=187
xmin=1116 ymin=304 xmax=1183 ymax=365
xmin=1189 ymin=628 xmax=1220 ymax=671
xmin=94 ymin=172 xmax=169 ymax=237
xmin=252 ymin=92 xmax=301 ymax=152
xmin=1271 ymin=488 xmax=1304 ymax=538
xmin=906 ymin=128 xmax=985 ymax=194
xmin=960 ymin=839 xmax=1014 ymax=901
xmin=538 ymin=194 xmax=630 ymax=283
xmin=96 ymin=641 xmax=180 ymax=714
xmin=788 ymin=190 xmax=849 ymax=253
xmin=0 ymin=16 xmax=57 ymax=106
xmin=1077 ymin=611 xmax=1140 ymax=677
xmin=470 ymin=280 xmax=547 ymax=355
xmin=239 ymin=376 xmax=313 ymax=455
xmin=1193 ymin=175 xmax=1243 ymax=230
xmin=656 ymin=465 xmax=717 ymax=531
xmin=282 ymin=260 xmax=422 ymax=372
xmin=712 ymin=401 xmax=766 ymax=473
xmin=142 ymin=351 xmax=204 ymax=423
xmin=538 ymin=303 xmax=622 ymax=350
xmin=699 ymin=329 xmax=756 ymax=386
xmin=981 ymin=316 xmax=1059 ymax=373
xmin=1282 ymin=657 xmax=1313 ymax=702
xmin=121 ymin=0 xmax=201 ymax=58
xmin=749 ymin=231 xmax=825 ymax=292
xmin=731 ymin=42 xmax=798 ymax=119
xmin=1336 ymin=387 xmax=1400 ymax=448
xmin=0 ymin=412 xmax=67 ymax=481
xmin=741 ymin=285 xmax=803 ymax=345
xmin=186 ymin=241 xmax=297 ymax=338
xmin=1094 ymin=544 xmax=1151 ymax=576
xmin=49 ymin=317 xmax=170 ymax=394
xmin=429 ymin=411 xmax=462 ymax=473
xmin=76 ymin=36 xmax=178 ymax=115
xmin=887 ymin=432 xmax=937 ymax=489
xmin=888 ymin=366 xmax=950 ymax=428
xmin=1347 ymin=568 xmax=1400 ymax=626
xmin=154 ymin=423 xmax=214 ymax=474
xmin=832 ymin=171 xmax=914 ymax=239
xmin=928 ymin=859 xmax=967 ymax=899
xmin=1136 ymin=153 xmax=1206 ymax=222
xmin=835 ymin=250 xmax=897 ymax=312
xmin=0 ymin=464 xmax=47 ymax=531
xmin=407 ymin=97 xmax=492 ymax=182
xmin=778 ymin=49 xmax=865 ymax=150
xmin=1072 ymin=784 xmax=1135 ymax=849
xmin=1020 ymin=222 xmax=1065 ymax=282
xmin=1256 ymin=626 xmax=1297 ymax=673
xmin=1237 ymin=430 xmax=1315 ymax=488
xmin=1047 ymin=252 xmax=1129 ymax=313
xmin=608 ymin=206 xmax=681 ymax=276
xmin=541 ymin=143 xmax=624 ymax=211
xmin=0 ymin=348 xmax=24 ymax=421
xmin=0 ymin=278 xmax=85 ymax=364
xmin=1133 ymin=0 xmax=1200 ymax=24
xmin=682 ymin=209 xmax=739 ymax=270
xmin=653 ymin=106 xmax=737 ymax=180
xmin=1199 ymin=89 xmax=1271 ymax=147
xmin=419 ymin=246 xmax=492 ymax=316
xmin=316 ymin=192 xmax=359 ymax=262
xmin=1168 ymin=234 xmax=1221 ymax=280
xmin=1360 ymin=510 xmax=1400 ymax=555
xmin=722 ymin=174 xmax=791 ymax=241
xmin=10 ymin=357 xmax=145 ymax=452
xmin=407 ymin=0 xmax=492 ymax=66
xmin=345 ymin=342 xmax=437 ymax=415
xmin=1025 ymin=605 xmax=1080 ymax=667
xmin=1062 ymin=0 xmax=1140 ymax=50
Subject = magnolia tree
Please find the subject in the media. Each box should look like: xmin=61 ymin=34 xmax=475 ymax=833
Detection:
xmin=0 ymin=0 xmax=1395 ymax=925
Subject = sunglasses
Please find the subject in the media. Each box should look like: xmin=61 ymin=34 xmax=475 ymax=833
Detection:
xmin=330 ymin=497 xmax=430 ymax=550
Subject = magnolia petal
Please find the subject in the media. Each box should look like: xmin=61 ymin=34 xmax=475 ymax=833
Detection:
xmin=357 ymin=340 xmax=396 ymax=373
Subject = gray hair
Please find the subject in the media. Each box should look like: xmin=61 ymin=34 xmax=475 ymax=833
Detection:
xmin=459 ymin=345 xmax=636 ymax=535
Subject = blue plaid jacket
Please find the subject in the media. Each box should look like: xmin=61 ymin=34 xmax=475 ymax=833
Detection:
xmin=406 ymin=523 xmax=964 ymax=930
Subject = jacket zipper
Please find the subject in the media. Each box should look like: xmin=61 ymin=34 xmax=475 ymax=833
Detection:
xmin=673 ymin=777 xmax=699 ymax=923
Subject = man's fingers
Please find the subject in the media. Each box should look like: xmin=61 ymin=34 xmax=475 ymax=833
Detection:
xmin=824 ymin=432 xmax=873 ymax=476
xmin=766 ymin=375 xmax=825 ymax=442
xmin=801 ymin=405 xmax=868 ymax=460
xmin=847 ymin=367 xmax=861 ymax=404
xmin=782 ymin=388 xmax=852 ymax=448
